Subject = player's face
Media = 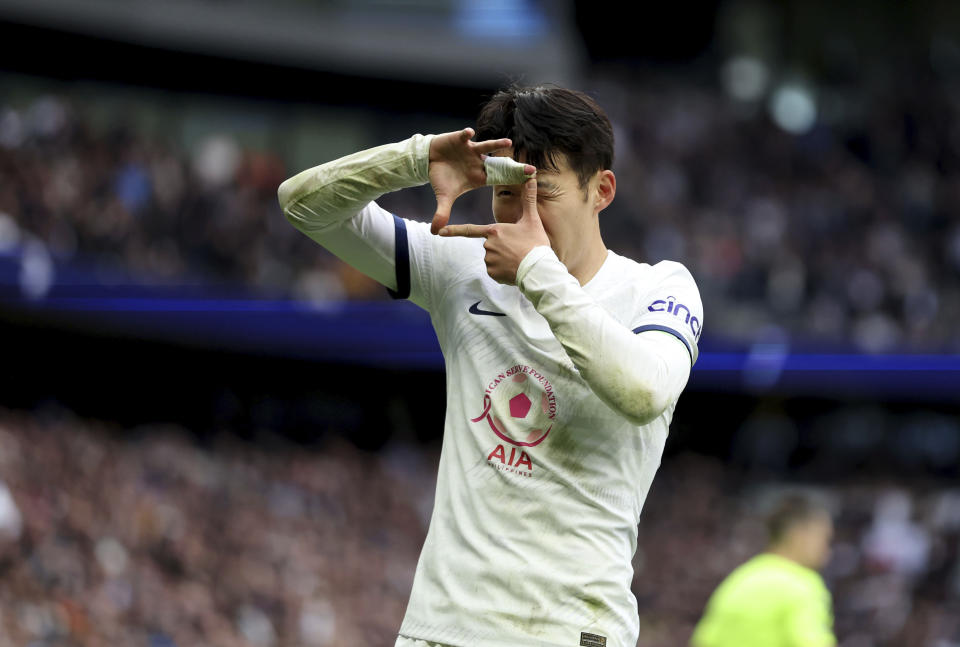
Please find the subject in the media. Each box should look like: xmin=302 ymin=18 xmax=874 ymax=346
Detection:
xmin=797 ymin=514 xmax=834 ymax=570
xmin=490 ymin=149 xmax=606 ymax=248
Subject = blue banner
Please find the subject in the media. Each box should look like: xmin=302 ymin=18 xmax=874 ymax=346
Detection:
xmin=2 ymin=247 xmax=958 ymax=399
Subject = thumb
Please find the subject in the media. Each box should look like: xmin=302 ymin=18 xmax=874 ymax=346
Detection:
xmin=520 ymin=176 xmax=540 ymax=224
xmin=431 ymin=195 xmax=454 ymax=234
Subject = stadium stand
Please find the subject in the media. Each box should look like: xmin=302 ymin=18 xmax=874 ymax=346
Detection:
xmin=1 ymin=62 xmax=957 ymax=352
xmin=0 ymin=2 xmax=958 ymax=646
xmin=0 ymin=408 xmax=956 ymax=646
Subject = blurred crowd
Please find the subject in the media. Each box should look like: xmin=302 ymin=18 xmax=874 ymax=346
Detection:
xmin=595 ymin=66 xmax=960 ymax=354
xmin=0 ymin=60 xmax=959 ymax=352
xmin=0 ymin=407 xmax=436 ymax=647
xmin=0 ymin=407 xmax=957 ymax=647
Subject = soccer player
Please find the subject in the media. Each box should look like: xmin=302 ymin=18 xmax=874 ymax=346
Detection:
xmin=278 ymin=86 xmax=703 ymax=647
xmin=691 ymin=495 xmax=837 ymax=647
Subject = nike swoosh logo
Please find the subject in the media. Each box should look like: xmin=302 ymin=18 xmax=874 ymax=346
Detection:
xmin=468 ymin=301 xmax=506 ymax=317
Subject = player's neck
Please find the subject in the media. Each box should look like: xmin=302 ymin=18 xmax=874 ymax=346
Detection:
xmin=556 ymin=229 xmax=608 ymax=286
xmin=766 ymin=546 xmax=814 ymax=570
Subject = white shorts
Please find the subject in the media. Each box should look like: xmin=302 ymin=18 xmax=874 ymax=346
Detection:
xmin=394 ymin=635 xmax=455 ymax=647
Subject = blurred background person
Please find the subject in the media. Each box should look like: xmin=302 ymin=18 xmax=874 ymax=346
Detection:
xmin=691 ymin=494 xmax=836 ymax=647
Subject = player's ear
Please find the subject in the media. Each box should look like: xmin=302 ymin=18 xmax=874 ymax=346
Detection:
xmin=594 ymin=170 xmax=616 ymax=213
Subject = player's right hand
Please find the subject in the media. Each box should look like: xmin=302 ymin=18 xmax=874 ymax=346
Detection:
xmin=428 ymin=128 xmax=512 ymax=234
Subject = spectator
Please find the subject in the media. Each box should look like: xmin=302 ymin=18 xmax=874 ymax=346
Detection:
xmin=2 ymin=60 xmax=958 ymax=353
xmin=0 ymin=407 xmax=957 ymax=646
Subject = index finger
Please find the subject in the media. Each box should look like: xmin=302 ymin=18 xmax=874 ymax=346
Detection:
xmin=438 ymin=224 xmax=493 ymax=238
xmin=472 ymin=138 xmax=512 ymax=155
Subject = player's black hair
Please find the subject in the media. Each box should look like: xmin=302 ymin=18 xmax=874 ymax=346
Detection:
xmin=766 ymin=494 xmax=831 ymax=545
xmin=476 ymin=85 xmax=614 ymax=189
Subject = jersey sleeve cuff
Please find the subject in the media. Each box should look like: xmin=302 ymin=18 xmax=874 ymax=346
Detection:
xmin=411 ymin=133 xmax=434 ymax=185
xmin=516 ymin=245 xmax=558 ymax=290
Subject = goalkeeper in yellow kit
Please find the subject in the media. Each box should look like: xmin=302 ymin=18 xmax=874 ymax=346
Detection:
xmin=691 ymin=495 xmax=837 ymax=647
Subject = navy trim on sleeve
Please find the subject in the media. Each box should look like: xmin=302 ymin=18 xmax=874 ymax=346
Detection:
xmin=632 ymin=324 xmax=694 ymax=363
xmin=386 ymin=214 xmax=411 ymax=300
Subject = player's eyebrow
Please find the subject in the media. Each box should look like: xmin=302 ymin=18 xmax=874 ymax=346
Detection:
xmin=493 ymin=176 xmax=560 ymax=191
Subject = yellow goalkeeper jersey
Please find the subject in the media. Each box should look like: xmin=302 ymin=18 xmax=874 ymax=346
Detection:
xmin=691 ymin=553 xmax=836 ymax=647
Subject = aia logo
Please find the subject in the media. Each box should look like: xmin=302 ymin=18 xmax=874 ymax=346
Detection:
xmin=647 ymin=295 xmax=701 ymax=340
xmin=471 ymin=364 xmax=558 ymax=476
xmin=487 ymin=445 xmax=533 ymax=476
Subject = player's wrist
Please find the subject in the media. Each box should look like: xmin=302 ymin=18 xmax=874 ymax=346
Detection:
xmin=413 ymin=133 xmax=435 ymax=184
xmin=516 ymin=245 xmax=557 ymax=292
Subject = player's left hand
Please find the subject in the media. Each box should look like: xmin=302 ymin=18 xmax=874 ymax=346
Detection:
xmin=438 ymin=174 xmax=550 ymax=285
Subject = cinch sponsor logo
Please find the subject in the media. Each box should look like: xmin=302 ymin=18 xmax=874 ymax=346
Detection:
xmin=647 ymin=295 xmax=701 ymax=340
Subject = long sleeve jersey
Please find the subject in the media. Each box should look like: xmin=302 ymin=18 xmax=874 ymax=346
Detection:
xmin=279 ymin=134 xmax=704 ymax=647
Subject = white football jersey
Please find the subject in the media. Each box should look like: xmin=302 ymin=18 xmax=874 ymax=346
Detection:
xmin=386 ymin=209 xmax=701 ymax=647
xmin=279 ymin=135 xmax=703 ymax=647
